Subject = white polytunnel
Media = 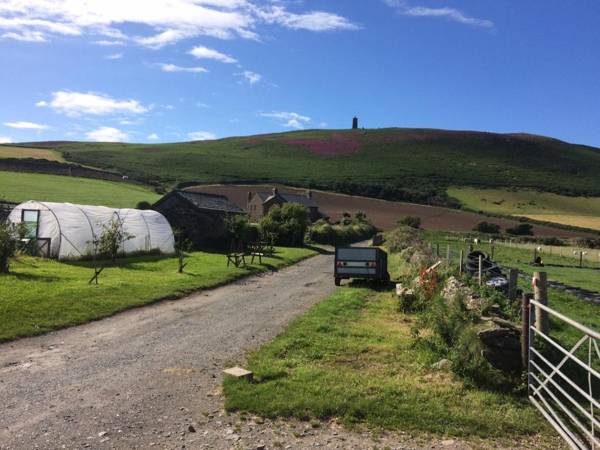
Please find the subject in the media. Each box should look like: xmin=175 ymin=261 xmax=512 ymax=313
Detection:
xmin=8 ymin=201 xmax=175 ymax=260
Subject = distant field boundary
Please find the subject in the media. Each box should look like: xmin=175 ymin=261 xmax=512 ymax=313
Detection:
xmin=0 ymin=158 xmax=125 ymax=183
xmin=191 ymin=183 xmax=598 ymax=238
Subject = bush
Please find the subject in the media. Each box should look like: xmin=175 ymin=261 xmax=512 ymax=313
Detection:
xmin=0 ymin=221 xmax=22 ymax=274
xmin=398 ymin=216 xmax=421 ymax=229
xmin=506 ymin=223 xmax=534 ymax=236
xmin=259 ymin=203 xmax=309 ymax=247
xmin=474 ymin=221 xmax=501 ymax=234
xmin=136 ymin=200 xmax=153 ymax=210
xmin=225 ymin=214 xmax=253 ymax=245
xmin=310 ymin=215 xmax=377 ymax=245
xmin=383 ymin=225 xmax=424 ymax=254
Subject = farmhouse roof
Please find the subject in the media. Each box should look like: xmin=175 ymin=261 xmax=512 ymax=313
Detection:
xmin=257 ymin=191 xmax=318 ymax=208
xmin=167 ymin=190 xmax=245 ymax=214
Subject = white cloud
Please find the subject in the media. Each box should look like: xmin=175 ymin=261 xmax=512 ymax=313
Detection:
xmin=188 ymin=45 xmax=236 ymax=63
xmin=4 ymin=121 xmax=49 ymax=130
xmin=147 ymin=133 xmax=159 ymax=140
xmin=260 ymin=111 xmax=310 ymax=129
xmin=0 ymin=135 xmax=13 ymax=143
xmin=188 ymin=130 xmax=216 ymax=141
xmin=239 ymin=70 xmax=261 ymax=85
xmin=86 ymin=126 xmax=128 ymax=142
xmin=158 ymin=63 xmax=207 ymax=73
xmin=384 ymin=1 xmax=493 ymax=29
xmin=38 ymin=91 xmax=148 ymax=117
xmin=1 ymin=30 xmax=46 ymax=41
xmin=195 ymin=102 xmax=210 ymax=108
xmin=0 ymin=1 xmax=357 ymax=46
xmin=93 ymin=39 xmax=125 ymax=46
xmin=105 ymin=52 xmax=123 ymax=60
xmin=257 ymin=6 xmax=359 ymax=32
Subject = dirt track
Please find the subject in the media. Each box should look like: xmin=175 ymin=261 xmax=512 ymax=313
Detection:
xmin=0 ymin=254 xmax=337 ymax=449
xmin=191 ymin=184 xmax=593 ymax=238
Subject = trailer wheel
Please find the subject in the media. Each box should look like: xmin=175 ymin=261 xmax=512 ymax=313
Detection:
xmin=334 ymin=277 xmax=341 ymax=286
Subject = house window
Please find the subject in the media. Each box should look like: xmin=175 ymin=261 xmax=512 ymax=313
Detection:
xmin=22 ymin=209 xmax=40 ymax=239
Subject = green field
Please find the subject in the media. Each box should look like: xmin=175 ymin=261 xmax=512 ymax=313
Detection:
xmin=425 ymin=232 xmax=600 ymax=333
xmin=0 ymin=170 xmax=160 ymax=207
xmin=449 ymin=187 xmax=600 ymax=231
xmin=56 ymin=129 xmax=600 ymax=202
xmin=0 ymin=145 xmax=65 ymax=162
xmin=224 ymin=288 xmax=557 ymax=445
xmin=0 ymin=247 xmax=315 ymax=342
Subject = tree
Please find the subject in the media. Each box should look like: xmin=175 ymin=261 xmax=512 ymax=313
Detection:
xmin=506 ymin=223 xmax=534 ymax=236
xmin=136 ymin=201 xmax=153 ymax=210
xmin=174 ymin=229 xmax=192 ymax=274
xmin=259 ymin=203 xmax=309 ymax=247
xmin=0 ymin=221 xmax=23 ymax=274
xmin=98 ymin=216 xmax=134 ymax=262
xmin=474 ymin=221 xmax=501 ymax=234
xmin=398 ymin=216 xmax=421 ymax=229
xmin=224 ymin=214 xmax=252 ymax=245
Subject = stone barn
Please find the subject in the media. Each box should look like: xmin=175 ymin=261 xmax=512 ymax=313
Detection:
xmin=153 ymin=190 xmax=245 ymax=249
xmin=247 ymin=187 xmax=321 ymax=223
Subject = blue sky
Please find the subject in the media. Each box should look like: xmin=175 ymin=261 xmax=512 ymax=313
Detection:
xmin=1 ymin=0 xmax=599 ymax=147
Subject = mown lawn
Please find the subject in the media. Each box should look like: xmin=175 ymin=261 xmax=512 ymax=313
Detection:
xmin=224 ymin=288 xmax=555 ymax=442
xmin=0 ymin=170 xmax=160 ymax=207
xmin=0 ymin=246 xmax=316 ymax=342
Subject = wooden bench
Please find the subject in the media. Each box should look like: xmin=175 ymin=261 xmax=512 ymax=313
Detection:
xmin=227 ymin=252 xmax=246 ymax=268
xmin=248 ymin=243 xmax=265 ymax=264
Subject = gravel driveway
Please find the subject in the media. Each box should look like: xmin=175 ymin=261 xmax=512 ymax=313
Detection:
xmin=0 ymin=253 xmax=336 ymax=449
xmin=0 ymin=251 xmax=561 ymax=450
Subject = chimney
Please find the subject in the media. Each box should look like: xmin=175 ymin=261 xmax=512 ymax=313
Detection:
xmin=306 ymin=189 xmax=312 ymax=199
xmin=272 ymin=187 xmax=279 ymax=196
xmin=247 ymin=191 xmax=252 ymax=202
xmin=352 ymin=116 xmax=358 ymax=129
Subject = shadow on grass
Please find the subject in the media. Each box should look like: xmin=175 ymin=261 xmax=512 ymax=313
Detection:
xmin=3 ymin=271 xmax=61 ymax=282
xmin=305 ymin=245 xmax=334 ymax=255
xmin=347 ymin=279 xmax=395 ymax=292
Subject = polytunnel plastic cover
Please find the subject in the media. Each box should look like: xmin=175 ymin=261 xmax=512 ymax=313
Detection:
xmin=8 ymin=201 xmax=175 ymax=259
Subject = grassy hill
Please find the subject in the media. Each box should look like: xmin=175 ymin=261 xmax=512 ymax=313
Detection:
xmin=0 ymin=171 xmax=160 ymax=207
xmin=449 ymin=187 xmax=600 ymax=231
xmin=53 ymin=128 xmax=600 ymax=205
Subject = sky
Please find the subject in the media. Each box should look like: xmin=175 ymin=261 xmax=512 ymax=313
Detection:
xmin=0 ymin=0 xmax=599 ymax=147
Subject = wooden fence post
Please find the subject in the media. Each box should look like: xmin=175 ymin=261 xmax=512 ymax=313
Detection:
xmin=491 ymin=244 xmax=495 ymax=260
xmin=478 ymin=255 xmax=483 ymax=286
xmin=459 ymin=249 xmax=464 ymax=275
xmin=436 ymin=243 xmax=440 ymax=257
xmin=508 ymin=268 xmax=518 ymax=301
xmin=533 ymin=272 xmax=549 ymax=335
xmin=579 ymin=251 xmax=583 ymax=269
xmin=446 ymin=245 xmax=450 ymax=261
xmin=521 ymin=293 xmax=532 ymax=372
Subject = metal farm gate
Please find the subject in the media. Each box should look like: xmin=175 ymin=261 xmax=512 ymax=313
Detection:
xmin=527 ymin=299 xmax=600 ymax=449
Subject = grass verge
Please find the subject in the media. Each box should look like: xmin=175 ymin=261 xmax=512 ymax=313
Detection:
xmin=0 ymin=246 xmax=315 ymax=342
xmin=224 ymin=287 xmax=552 ymax=440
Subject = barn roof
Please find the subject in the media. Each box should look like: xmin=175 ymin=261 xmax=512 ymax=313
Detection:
xmin=173 ymin=191 xmax=244 ymax=213
xmin=257 ymin=191 xmax=318 ymax=208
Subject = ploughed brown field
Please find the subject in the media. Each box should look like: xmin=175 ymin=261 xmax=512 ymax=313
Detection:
xmin=187 ymin=184 xmax=595 ymax=238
